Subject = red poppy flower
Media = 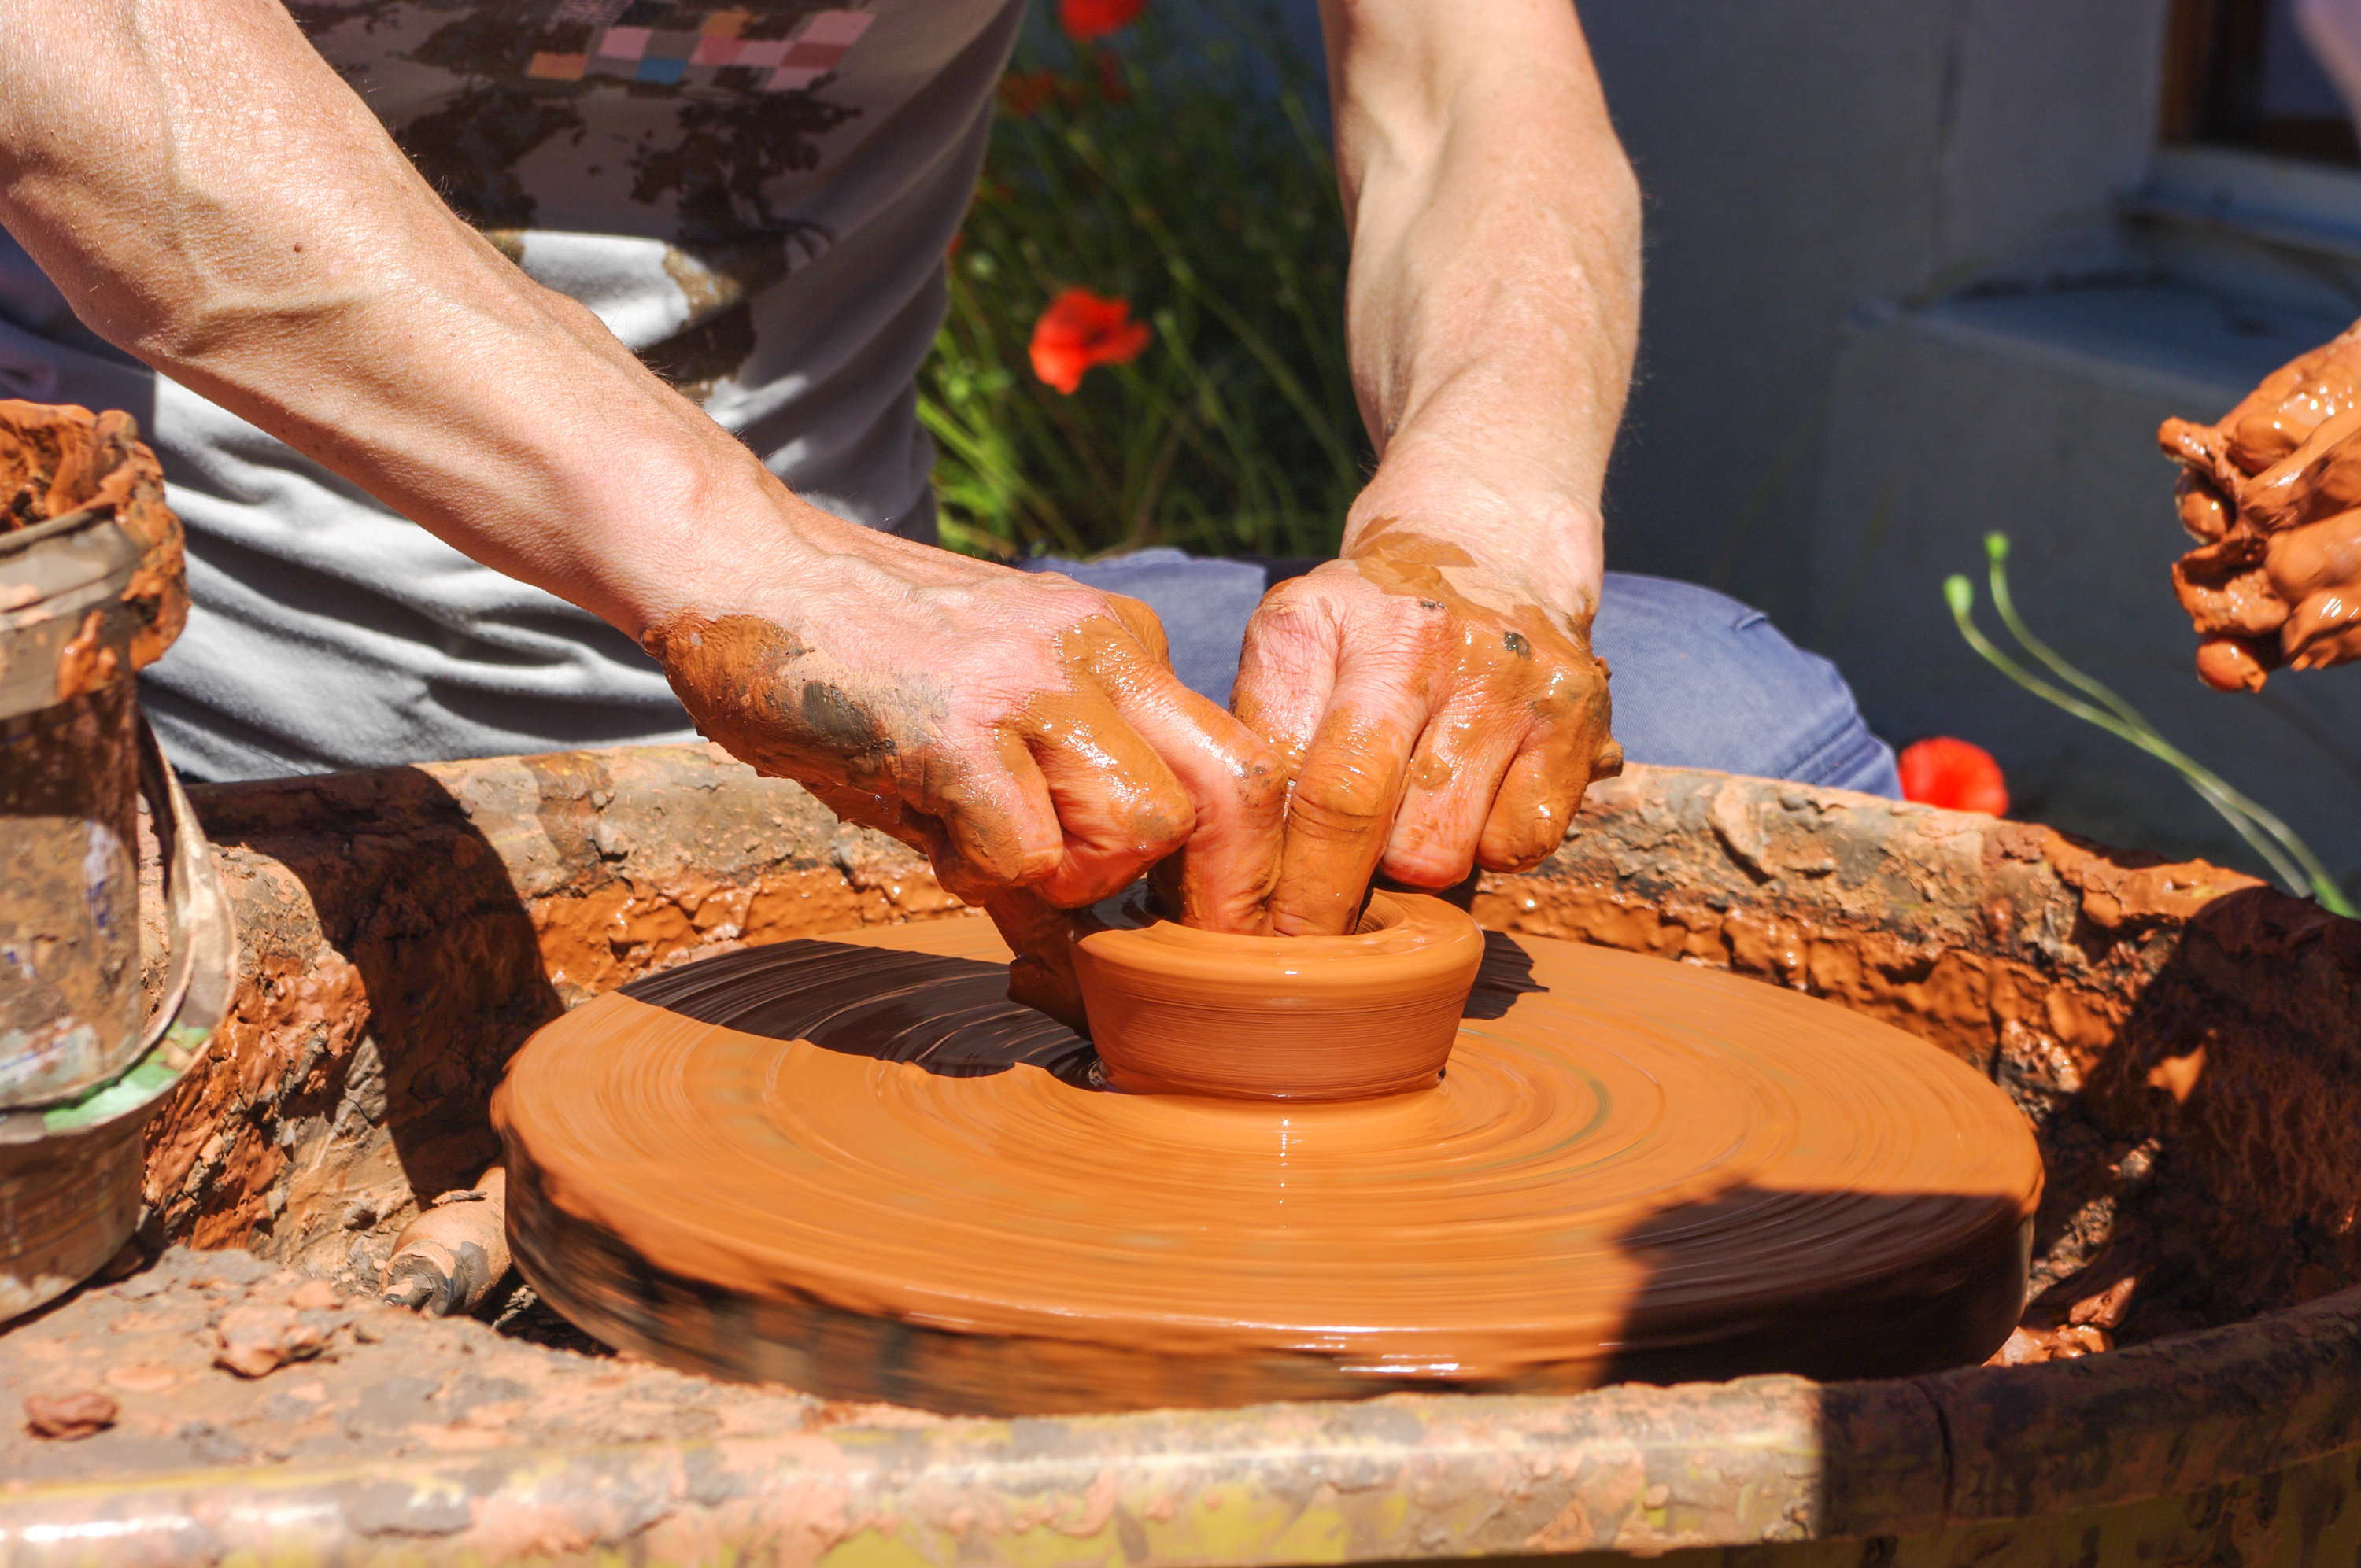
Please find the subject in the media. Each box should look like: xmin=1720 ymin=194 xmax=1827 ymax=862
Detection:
xmin=1029 ymin=287 xmax=1152 ymax=395
xmin=1898 ymin=737 xmax=2009 ymax=816
xmin=1059 ymin=0 xmax=1146 ymax=42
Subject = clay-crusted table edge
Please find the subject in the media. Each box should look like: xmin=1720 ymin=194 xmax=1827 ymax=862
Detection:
xmin=2 ymin=1285 xmax=2359 ymax=1563
xmin=33 ymin=743 xmax=2360 ymax=1562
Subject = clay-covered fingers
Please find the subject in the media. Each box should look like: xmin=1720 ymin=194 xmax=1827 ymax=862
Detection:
xmin=1229 ymin=577 xmax=1343 ymax=766
xmin=985 ymin=606 xmax=1284 ymax=924
xmin=1472 ymin=661 xmax=1616 ymax=876
xmin=1382 ymin=706 xmax=1524 ymax=889
xmin=1236 ymin=558 xmax=1620 ymax=934
xmin=1093 ymin=673 xmax=1286 ymax=935
xmin=2160 ymin=329 xmax=2361 ymax=687
xmin=1272 ymin=691 xmax=1428 ymax=935
xmin=2176 ymin=472 xmax=2233 ymax=543
xmin=996 ymin=686 xmax=1193 ymax=909
xmin=1052 ymin=588 xmax=1289 ymax=931
xmin=1096 ymin=588 xmax=1175 ymax=669
xmin=977 ymin=887 xmax=1089 ymax=1031
xmin=1234 ymin=573 xmax=1428 ymax=935
xmin=2222 ymin=338 xmax=2361 ymax=474
xmin=1384 ymin=625 xmax=1615 ymax=884
xmin=2196 ymin=634 xmax=2281 ymax=693
xmin=2237 ymin=408 xmax=2361 ymax=533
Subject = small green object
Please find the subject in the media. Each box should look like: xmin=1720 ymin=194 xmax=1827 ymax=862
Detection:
xmin=1945 ymin=533 xmax=2357 ymax=917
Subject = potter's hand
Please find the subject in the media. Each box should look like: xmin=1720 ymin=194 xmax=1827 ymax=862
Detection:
xmin=643 ymin=529 xmax=1284 ymax=1018
xmin=2161 ymin=326 xmax=2361 ymax=690
xmin=1232 ymin=522 xmax=1620 ymax=936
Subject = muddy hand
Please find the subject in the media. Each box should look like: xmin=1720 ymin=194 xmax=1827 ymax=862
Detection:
xmin=2161 ymin=326 xmax=2361 ymax=689
xmin=1232 ymin=522 xmax=1620 ymax=936
xmin=644 ymin=550 xmax=1286 ymax=1016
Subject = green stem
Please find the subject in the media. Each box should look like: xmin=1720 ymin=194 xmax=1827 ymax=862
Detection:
xmin=1982 ymin=534 xmax=2355 ymax=914
xmin=1945 ymin=572 xmax=2356 ymax=916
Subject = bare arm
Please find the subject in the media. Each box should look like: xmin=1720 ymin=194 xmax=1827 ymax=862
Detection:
xmin=1321 ymin=0 xmax=1639 ymax=600
xmin=1 ymin=0 xmax=1284 ymax=961
xmin=1234 ymin=0 xmax=1639 ymax=932
xmin=0 ymin=0 xmax=763 ymax=633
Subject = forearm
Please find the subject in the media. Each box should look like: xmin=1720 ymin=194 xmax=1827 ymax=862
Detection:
xmin=0 ymin=0 xmax=878 ymax=638
xmin=1320 ymin=0 xmax=1639 ymax=616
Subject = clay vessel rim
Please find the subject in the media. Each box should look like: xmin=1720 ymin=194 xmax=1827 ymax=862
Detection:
xmin=1074 ymin=888 xmax=1478 ymax=961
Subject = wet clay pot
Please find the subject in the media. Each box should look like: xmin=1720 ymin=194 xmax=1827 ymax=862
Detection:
xmin=1070 ymin=888 xmax=1486 ymax=1099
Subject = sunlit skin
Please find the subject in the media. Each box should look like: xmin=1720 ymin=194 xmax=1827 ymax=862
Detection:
xmin=0 ymin=0 xmax=1639 ymax=961
xmin=1231 ymin=0 xmax=1639 ymax=932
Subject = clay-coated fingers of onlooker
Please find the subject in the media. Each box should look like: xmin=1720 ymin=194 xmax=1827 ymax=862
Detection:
xmin=1103 ymin=668 xmax=1288 ymax=933
xmin=1268 ymin=673 xmax=1431 ymax=936
xmin=2197 ymin=634 xmax=2278 ymax=692
xmin=1014 ymin=691 xmax=1196 ymax=909
xmin=2177 ymin=472 xmax=2233 ymax=543
xmin=1379 ymin=704 xmax=1527 ymax=890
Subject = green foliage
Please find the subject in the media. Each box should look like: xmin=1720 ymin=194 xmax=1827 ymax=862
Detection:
xmin=1946 ymin=533 xmax=2357 ymax=917
xmin=921 ymin=8 xmax=1366 ymax=562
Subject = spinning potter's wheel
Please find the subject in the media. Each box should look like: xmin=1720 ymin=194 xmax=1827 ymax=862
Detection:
xmin=494 ymin=918 xmax=2041 ymax=1415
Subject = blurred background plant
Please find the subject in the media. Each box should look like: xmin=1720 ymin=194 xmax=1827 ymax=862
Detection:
xmin=921 ymin=0 xmax=1366 ymax=562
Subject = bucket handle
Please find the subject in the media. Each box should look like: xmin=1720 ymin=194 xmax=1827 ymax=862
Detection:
xmin=134 ymin=714 xmax=233 ymax=1066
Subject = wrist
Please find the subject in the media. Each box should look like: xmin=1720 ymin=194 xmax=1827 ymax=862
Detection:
xmin=570 ymin=422 xmax=869 ymax=642
xmin=1341 ymin=441 xmax=1605 ymax=623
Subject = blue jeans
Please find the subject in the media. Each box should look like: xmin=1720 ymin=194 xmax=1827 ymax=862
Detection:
xmin=1019 ymin=550 xmax=1901 ymax=798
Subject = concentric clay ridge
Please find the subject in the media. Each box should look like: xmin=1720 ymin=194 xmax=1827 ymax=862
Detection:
xmin=494 ymin=919 xmax=2044 ymax=1416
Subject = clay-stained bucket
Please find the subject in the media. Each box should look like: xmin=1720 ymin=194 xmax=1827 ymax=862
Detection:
xmin=0 ymin=401 xmax=223 ymax=1320
xmin=0 ymin=676 xmax=144 ymax=1107
xmin=0 ymin=716 xmax=233 ymax=1321
xmin=0 ymin=403 xmax=187 ymax=1106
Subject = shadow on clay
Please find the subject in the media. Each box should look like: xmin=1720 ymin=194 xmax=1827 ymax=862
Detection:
xmin=1465 ymin=929 xmax=1544 ymax=1020
xmin=624 ymin=940 xmax=1102 ymax=1087
xmin=1595 ymin=1184 xmax=2031 ymax=1389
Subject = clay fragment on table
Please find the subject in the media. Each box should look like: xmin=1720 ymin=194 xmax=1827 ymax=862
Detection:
xmin=213 ymin=1302 xmax=330 ymax=1378
xmin=382 ymin=1167 xmax=511 ymax=1317
xmin=23 ymin=1390 xmax=118 ymax=1440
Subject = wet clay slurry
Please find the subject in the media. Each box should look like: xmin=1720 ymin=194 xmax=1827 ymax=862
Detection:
xmin=1072 ymin=890 xmax=1486 ymax=1099
xmin=494 ymin=921 xmax=2043 ymax=1416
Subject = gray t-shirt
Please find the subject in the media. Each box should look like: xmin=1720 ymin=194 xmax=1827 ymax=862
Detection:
xmin=0 ymin=0 xmax=1022 ymax=779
